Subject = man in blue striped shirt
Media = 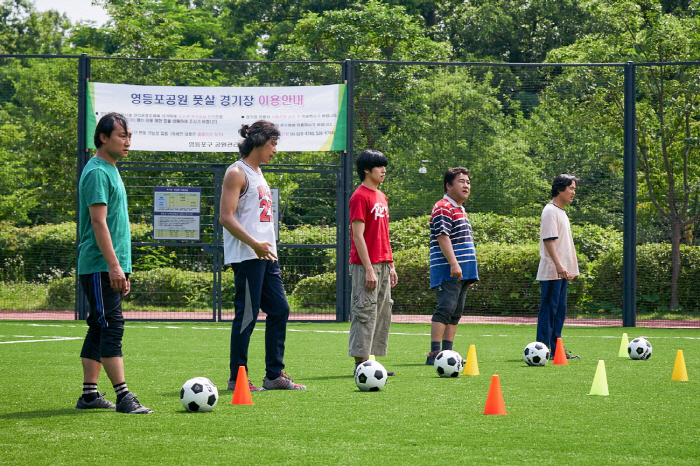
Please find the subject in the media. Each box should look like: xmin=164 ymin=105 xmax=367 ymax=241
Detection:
xmin=426 ymin=167 xmax=479 ymax=365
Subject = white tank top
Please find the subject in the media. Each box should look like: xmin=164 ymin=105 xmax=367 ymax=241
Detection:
xmin=223 ymin=160 xmax=277 ymax=264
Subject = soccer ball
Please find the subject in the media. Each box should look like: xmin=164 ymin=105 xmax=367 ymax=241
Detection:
xmin=523 ymin=342 xmax=550 ymax=366
xmin=354 ymin=360 xmax=388 ymax=392
xmin=180 ymin=377 xmax=219 ymax=412
xmin=434 ymin=350 xmax=463 ymax=378
xmin=628 ymin=337 xmax=652 ymax=360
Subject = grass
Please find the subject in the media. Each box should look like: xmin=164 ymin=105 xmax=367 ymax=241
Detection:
xmin=0 ymin=282 xmax=48 ymax=310
xmin=0 ymin=321 xmax=698 ymax=465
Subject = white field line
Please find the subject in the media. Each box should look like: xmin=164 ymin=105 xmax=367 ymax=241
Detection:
xmin=3 ymin=322 xmax=700 ymax=340
xmin=0 ymin=336 xmax=83 ymax=344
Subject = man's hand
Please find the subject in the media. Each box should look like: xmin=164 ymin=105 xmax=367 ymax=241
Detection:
xmin=555 ymin=263 xmax=569 ymax=280
xmin=390 ymin=267 xmax=398 ymax=288
xmin=253 ymin=241 xmax=278 ymax=261
xmin=449 ymin=263 xmax=462 ymax=279
xmin=109 ymin=265 xmax=128 ymax=293
xmin=365 ymin=267 xmax=378 ymax=290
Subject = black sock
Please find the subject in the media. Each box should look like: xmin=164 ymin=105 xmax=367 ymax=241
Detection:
xmin=442 ymin=340 xmax=453 ymax=351
xmin=431 ymin=341 xmax=440 ymax=353
xmin=82 ymin=383 xmax=98 ymax=402
xmin=114 ymin=382 xmax=129 ymax=404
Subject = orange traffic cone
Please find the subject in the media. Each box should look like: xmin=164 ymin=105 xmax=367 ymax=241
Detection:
xmin=552 ymin=338 xmax=568 ymax=365
xmin=231 ymin=366 xmax=254 ymax=405
xmin=483 ymin=375 xmax=507 ymax=415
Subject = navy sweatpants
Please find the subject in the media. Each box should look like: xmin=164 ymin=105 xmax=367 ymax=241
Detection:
xmin=229 ymin=259 xmax=290 ymax=381
xmin=536 ymin=279 xmax=568 ymax=351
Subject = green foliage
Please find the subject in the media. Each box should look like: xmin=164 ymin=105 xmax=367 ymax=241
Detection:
xmin=590 ymin=244 xmax=700 ymax=313
xmin=45 ymin=267 xmax=236 ymax=310
xmin=546 ymin=0 xmax=700 ymax=306
xmin=44 ymin=276 xmax=73 ymax=308
xmin=278 ymin=224 xmax=337 ymax=286
xmin=441 ymin=0 xmax=596 ymax=63
xmin=380 ymin=68 xmax=547 ymax=220
xmin=388 ymin=212 xmax=621 ymax=261
xmin=0 ymin=57 xmax=78 ymax=224
xmin=293 ymin=242 xmax=589 ymax=315
xmin=0 ymin=0 xmax=70 ymax=54
xmin=290 ymin=271 xmax=336 ymax=308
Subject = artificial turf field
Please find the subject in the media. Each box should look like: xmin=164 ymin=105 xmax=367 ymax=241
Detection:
xmin=0 ymin=321 xmax=698 ymax=465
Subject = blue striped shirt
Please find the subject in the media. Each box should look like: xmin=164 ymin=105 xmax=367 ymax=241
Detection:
xmin=429 ymin=195 xmax=478 ymax=288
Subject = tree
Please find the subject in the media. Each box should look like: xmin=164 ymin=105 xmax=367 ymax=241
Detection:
xmin=277 ymin=0 xmax=451 ymax=148
xmin=0 ymin=0 xmax=70 ymax=54
xmin=381 ymin=68 xmax=546 ymax=219
xmin=547 ymin=0 xmax=700 ymax=309
xmin=439 ymin=0 xmax=596 ymax=63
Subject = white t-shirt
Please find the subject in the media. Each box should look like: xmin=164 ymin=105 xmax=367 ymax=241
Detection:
xmin=223 ymin=160 xmax=277 ymax=264
xmin=536 ymin=202 xmax=579 ymax=281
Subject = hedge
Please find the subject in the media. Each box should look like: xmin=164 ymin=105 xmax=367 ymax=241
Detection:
xmin=45 ymin=267 xmax=236 ymax=309
xmin=589 ymin=244 xmax=700 ymax=313
xmin=1 ymin=213 xmax=618 ymax=284
xmin=389 ymin=213 xmax=620 ymax=260
xmin=292 ymin=243 xmax=589 ymax=315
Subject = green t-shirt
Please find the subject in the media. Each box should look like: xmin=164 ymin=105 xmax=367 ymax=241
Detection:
xmin=77 ymin=156 xmax=132 ymax=275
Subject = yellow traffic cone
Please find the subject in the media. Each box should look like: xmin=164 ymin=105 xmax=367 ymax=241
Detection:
xmin=588 ymin=360 xmax=609 ymax=396
xmin=672 ymin=350 xmax=689 ymax=381
xmin=618 ymin=333 xmax=629 ymax=358
xmin=462 ymin=344 xmax=479 ymax=376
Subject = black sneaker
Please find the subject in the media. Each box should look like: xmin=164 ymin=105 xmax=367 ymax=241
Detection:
xmin=75 ymin=392 xmax=116 ymax=410
xmin=115 ymin=393 xmax=153 ymax=414
xmin=425 ymin=350 xmax=440 ymax=365
xmin=565 ymin=348 xmax=581 ymax=359
xmin=386 ymin=371 xmax=395 ymax=376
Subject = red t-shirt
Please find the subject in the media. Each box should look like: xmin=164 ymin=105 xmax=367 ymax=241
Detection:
xmin=349 ymin=185 xmax=393 ymax=265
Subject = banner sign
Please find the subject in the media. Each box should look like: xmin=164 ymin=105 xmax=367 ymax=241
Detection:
xmin=86 ymin=82 xmax=347 ymax=152
xmin=153 ymin=187 xmax=201 ymax=240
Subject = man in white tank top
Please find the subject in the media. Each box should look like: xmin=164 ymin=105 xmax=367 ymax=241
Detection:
xmin=220 ymin=120 xmax=306 ymax=392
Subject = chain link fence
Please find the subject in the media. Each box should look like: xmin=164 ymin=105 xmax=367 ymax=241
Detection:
xmin=1 ymin=55 xmax=699 ymax=327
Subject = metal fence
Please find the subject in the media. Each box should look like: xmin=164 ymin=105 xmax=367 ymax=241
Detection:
xmin=1 ymin=54 xmax=699 ymax=327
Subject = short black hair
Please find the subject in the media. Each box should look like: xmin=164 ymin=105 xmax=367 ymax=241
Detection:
xmin=551 ymin=174 xmax=578 ymax=198
xmin=238 ymin=120 xmax=280 ymax=158
xmin=444 ymin=167 xmax=470 ymax=192
xmin=356 ymin=149 xmax=388 ymax=181
xmin=94 ymin=112 xmax=129 ymax=148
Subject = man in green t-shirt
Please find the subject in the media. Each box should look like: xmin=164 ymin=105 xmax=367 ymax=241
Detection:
xmin=75 ymin=112 xmax=152 ymax=414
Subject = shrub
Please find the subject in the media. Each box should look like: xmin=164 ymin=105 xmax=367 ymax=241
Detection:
xmin=44 ymin=268 xmax=235 ymax=310
xmin=388 ymin=212 xmax=619 ymax=261
xmin=45 ymin=276 xmax=74 ymax=309
xmin=589 ymin=244 xmax=700 ymax=313
xmin=292 ymin=244 xmax=588 ymax=315
xmin=278 ymin=224 xmax=337 ymax=286
xmin=290 ymin=272 xmax=336 ymax=308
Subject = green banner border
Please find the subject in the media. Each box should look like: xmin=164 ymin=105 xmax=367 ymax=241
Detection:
xmin=86 ymin=82 xmax=97 ymax=149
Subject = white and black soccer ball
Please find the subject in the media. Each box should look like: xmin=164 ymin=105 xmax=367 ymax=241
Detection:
xmin=628 ymin=337 xmax=652 ymax=360
xmin=523 ymin=342 xmax=550 ymax=366
xmin=180 ymin=377 xmax=219 ymax=412
xmin=434 ymin=350 xmax=463 ymax=378
xmin=354 ymin=360 xmax=388 ymax=392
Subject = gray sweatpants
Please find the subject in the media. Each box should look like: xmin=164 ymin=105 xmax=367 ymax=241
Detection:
xmin=348 ymin=262 xmax=393 ymax=358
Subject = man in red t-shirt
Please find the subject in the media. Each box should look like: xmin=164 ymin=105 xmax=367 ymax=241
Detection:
xmin=349 ymin=149 xmax=398 ymax=376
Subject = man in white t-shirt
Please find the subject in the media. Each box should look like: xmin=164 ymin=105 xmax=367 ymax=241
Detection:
xmin=536 ymin=174 xmax=580 ymax=360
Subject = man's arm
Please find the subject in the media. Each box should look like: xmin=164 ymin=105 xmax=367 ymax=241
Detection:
xmin=219 ymin=166 xmax=277 ymax=261
xmin=88 ymin=203 xmax=129 ymax=295
xmin=543 ymin=239 xmax=570 ymax=279
xmin=436 ymin=234 xmax=462 ymax=279
xmin=351 ymin=219 xmax=378 ymax=290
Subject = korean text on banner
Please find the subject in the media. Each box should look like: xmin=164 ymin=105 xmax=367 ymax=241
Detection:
xmin=86 ymin=82 xmax=347 ymax=153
